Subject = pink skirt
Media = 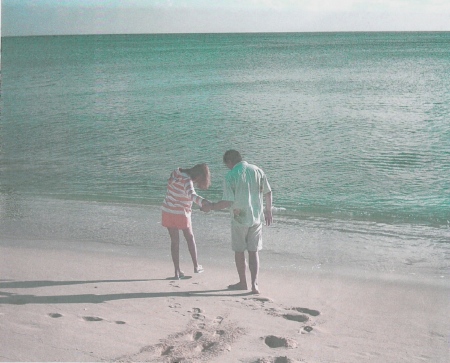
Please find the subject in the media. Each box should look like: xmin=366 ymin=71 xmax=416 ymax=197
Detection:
xmin=161 ymin=211 xmax=191 ymax=230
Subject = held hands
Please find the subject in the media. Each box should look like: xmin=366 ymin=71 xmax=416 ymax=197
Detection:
xmin=201 ymin=200 xmax=213 ymax=213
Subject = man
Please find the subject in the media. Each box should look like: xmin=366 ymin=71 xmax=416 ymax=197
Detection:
xmin=204 ymin=150 xmax=272 ymax=294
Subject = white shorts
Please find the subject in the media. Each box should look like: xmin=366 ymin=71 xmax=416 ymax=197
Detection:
xmin=231 ymin=221 xmax=263 ymax=252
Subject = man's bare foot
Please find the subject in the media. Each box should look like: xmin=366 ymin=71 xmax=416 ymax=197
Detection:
xmin=251 ymin=284 xmax=260 ymax=294
xmin=228 ymin=282 xmax=248 ymax=290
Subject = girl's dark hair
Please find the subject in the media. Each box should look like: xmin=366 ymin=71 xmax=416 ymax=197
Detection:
xmin=185 ymin=163 xmax=211 ymax=190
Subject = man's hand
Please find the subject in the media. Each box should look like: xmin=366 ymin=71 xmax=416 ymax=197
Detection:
xmin=264 ymin=208 xmax=273 ymax=226
xmin=264 ymin=191 xmax=273 ymax=226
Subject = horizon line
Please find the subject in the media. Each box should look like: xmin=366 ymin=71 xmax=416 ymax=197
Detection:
xmin=3 ymin=29 xmax=450 ymax=38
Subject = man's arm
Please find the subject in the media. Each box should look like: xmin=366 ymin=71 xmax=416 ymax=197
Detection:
xmin=210 ymin=200 xmax=232 ymax=211
xmin=264 ymin=191 xmax=273 ymax=226
xmin=200 ymin=200 xmax=232 ymax=213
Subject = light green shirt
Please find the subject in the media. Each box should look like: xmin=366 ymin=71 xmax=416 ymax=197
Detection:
xmin=222 ymin=161 xmax=271 ymax=227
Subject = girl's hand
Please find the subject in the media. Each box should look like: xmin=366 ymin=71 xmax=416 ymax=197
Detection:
xmin=201 ymin=200 xmax=212 ymax=213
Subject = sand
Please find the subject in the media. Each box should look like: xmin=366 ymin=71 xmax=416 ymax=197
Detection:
xmin=1 ymin=212 xmax=449 ymax=362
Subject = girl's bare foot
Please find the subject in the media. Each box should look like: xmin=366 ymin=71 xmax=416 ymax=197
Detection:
xmin=174 ymin=271 xmax=185 ymax=279
xmin=228 ymin=282 xmax=248 ymax=290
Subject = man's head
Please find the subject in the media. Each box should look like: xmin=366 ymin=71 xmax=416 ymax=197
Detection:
xmin=223 ymin=150 xmax=242 ymax=169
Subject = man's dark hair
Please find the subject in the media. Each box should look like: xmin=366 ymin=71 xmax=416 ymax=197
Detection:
xmin=223 ymin=150 xmax=242 ymax=165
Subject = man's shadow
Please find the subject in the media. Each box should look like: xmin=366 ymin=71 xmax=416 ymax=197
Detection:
xmin=0 ymin=279 xmax=253 ymax=305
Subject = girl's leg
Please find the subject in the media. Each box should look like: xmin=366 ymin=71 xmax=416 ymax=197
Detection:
xmin=182 ymin=226 xmax=202 ymax=272
xmin=168 ymin=228 xmax=182 ymax=278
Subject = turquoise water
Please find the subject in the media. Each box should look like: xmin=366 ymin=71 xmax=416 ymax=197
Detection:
xmin=1 ymin=32 xmax=449 ymax=230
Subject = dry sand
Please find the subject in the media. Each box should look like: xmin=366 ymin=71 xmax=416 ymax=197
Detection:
xmin=1 ymin=232 xmax=449 ymax=363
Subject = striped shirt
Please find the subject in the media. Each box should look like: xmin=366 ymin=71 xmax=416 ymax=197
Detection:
xmin=161 ymin=168 xmax=205 ymax=216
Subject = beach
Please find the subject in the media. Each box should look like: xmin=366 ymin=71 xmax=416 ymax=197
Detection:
xmin=1 ymin=203 xmax=448 ymax=363
xmin=2 ymin=29 xmax=450 ymax=363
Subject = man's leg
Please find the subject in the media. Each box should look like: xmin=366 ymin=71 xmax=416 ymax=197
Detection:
xmin=229 ymin=223 xmax=249 ymax=290
xmin=246 ymin=222 xmax=262 ymax=294
xmin=248 ymin=251 xmax=260 ymax=294
xmin=234 ymin=251 xmax=248 ymax=289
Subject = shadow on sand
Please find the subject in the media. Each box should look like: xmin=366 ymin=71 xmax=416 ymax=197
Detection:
xmin=0 ymin=279 xmax=253 ymax=305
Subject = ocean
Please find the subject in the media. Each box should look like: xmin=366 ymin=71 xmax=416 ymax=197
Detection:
xmin=1 ymin=32 xmax=449 ymax=277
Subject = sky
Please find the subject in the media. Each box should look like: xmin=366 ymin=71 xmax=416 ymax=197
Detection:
xmin=2 ymin=0 xmax=450 ymax=37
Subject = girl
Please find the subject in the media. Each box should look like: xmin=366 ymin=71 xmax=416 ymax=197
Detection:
xmin=161 ymin=163 xmax=211 ymax=279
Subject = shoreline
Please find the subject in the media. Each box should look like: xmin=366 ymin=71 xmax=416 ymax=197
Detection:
xmin=1 ymin=196 xmax=448 ymax=284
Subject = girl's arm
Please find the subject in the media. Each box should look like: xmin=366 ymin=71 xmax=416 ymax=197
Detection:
xmin=185 ymin=179 xmax=205 ymax=206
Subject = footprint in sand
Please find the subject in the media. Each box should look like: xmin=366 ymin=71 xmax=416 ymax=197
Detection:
xmin=254 ymin=356 xmax=300 ymax=363
xmin=48 ymin=313 xmax=125 ymax=325
xmin=261 ymin=304 xmax=320 ymax=336
xmin=192 ymin=307 xmax=206 ymax=320
xmin=193 ymin=331 xmax=203 ymax=340
xmin=82 ymin=316 xmax=104 ymax=322
xmin=242 ymin=296 xmax=321 ymax=330
xmin=82 ymin=316 xmax=126 ymax=325
xmin=257 ymin=337 xmax=299 ymax=363
xmin=253 ymin=297 xmax=273 ymax=302
xmin=291 ymin=307 xmax=320 ymax=317
xmin=282 ymin=306 xmax=320 ymax=323
xmin=287 ymin=307 xmax=320 ymax=333
xmin=48 ymin=313 xmax=63 ymax=318
xmin=282 ymin=314 xmax=309 ymax=323
xmin=244 ymin=296 xmax=274 ymax=308
xmin=215 ymin=329 xmax=226 ymax=336
xmin=263 ymin=335 xmax=298 ymax=349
